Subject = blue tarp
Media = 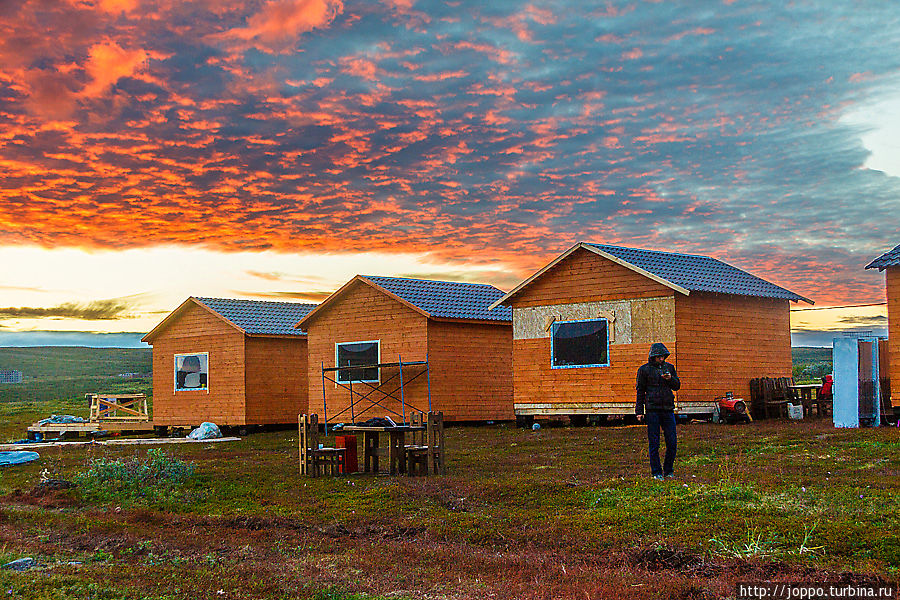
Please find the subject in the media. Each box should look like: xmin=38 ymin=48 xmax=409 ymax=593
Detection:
xmin=36 ymin=414 xmax=86 ymax=426
xmin=0 ymin=451 xmax=40 ymax=467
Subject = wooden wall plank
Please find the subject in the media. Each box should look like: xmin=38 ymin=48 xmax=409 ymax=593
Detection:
xmin=149 ymin=302 xmax=247 ymax=426
xmin=674 ymin=292 xmax=792 ymax=405
xmin=512 ymin=339 xmax=673 ymax=405
xmin=244 ymin=336 xmax=309 ymax=423
xmin=306 ymin=281 xmax=429 ymax=423
xmin=509 ymin=247 xmax=674 ymax=308
xmin=887 ymin=267 xmax=900 ymax=406
xmin=426 ymin=320 xmax=513 ymax=421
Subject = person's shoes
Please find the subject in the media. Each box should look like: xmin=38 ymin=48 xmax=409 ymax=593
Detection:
xmin=664 ymin=473 xmax=675 ymax=479
xmin=652 ymin=474 xmax=664 ymax=481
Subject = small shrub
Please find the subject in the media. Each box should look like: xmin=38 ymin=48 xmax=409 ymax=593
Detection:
xmin=74 ymin=449 xmax=195 ymax=503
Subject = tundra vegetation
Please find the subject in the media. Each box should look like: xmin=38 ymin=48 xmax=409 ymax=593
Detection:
xmin=0 ymin=347 xmax=896 ymax=599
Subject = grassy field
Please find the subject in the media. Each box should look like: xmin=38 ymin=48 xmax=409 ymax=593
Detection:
xmin=1 ymin=346 xmax=893 ymax=599
xmin=0 ymin=348 xmax=151 ymax=428
xmin=1 ymin=408 xmax=899 ymax=598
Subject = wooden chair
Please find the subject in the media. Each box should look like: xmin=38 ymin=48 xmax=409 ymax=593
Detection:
xmin=426 ymin=411 xmax=446 ymax=476
xmin=299 ymin=414 xmax=346 ymax=476
xmin=404 ymin=411 xmax=446 ymax=476
xmin=404 ymin=412 xmax=429 ymax=475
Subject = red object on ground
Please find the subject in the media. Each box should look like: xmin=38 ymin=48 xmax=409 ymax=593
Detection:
xmin=718 ymin=397 xmax=748 ymax=414
xmin=335 ymin=435 xmax=358 ymax=474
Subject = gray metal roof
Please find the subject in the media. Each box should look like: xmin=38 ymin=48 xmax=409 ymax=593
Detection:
xmin=195 ymin=297 xmax=317 ymax=336
xmin=586 ymin=243 xmax=810 ymax=302
xmin=866 ymin=243 xmax=900 ymax=270
xmin=363 ymin=276 xmax=512 ymax=322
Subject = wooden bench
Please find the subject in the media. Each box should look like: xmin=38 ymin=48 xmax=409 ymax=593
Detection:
xmin=299 ymin=414 xmax=346 ymax=477
xmin=749 ymin=377 xmax=798 ymax=419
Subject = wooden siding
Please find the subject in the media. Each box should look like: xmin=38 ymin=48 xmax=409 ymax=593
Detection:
xmin=427 ymin=320 xmax=513 ymax=421
xmin=244 ymin=336 xmax=309 ymax=424
xmin=306 ymin=281 xmax=429 ymax=423
xmin=508 ymin=249 xmax=676 ymax=408
xmin=674 ymin=292 xmax=792 ymax=405
xmin=150 ymin=302 xmax=247 ymax=426
xmin=888 ymin=268 xmax=900 ymax=406
xmin=509 ymin=247 xmax=674 ymax=308
xmin=512 ymin=339 xmax=672 ymax=406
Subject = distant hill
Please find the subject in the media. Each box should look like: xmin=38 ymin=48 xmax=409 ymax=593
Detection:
xmin=791 ymin=346 xmax=832 ymax=381
xmin=0 ymin=346 xmax=152 ymax=404
xmin=0 ymin=346 xmax=151 ymax=378
xmin=791 ymin=347 xmax=831 ymax=366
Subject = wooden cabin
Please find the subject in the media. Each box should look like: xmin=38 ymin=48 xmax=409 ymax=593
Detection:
xmin=490 ymin=242 xmax=812 ymax=420
xmin=866 ymin=242 xmax=900 ymax=408
xmin=142 ymin=297 xmax=315 ymax=428
xmin=296 ymin=276 xmax=513 ymax=423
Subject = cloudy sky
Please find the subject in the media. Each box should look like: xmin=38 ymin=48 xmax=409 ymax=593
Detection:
xmin=0 ymin=0 xmax=897 ymax=346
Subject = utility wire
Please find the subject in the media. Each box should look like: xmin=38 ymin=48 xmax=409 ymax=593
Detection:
xmin=791 ymin=301 xmax=886 ymax=312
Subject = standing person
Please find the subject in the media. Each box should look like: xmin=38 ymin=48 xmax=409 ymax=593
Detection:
xmin=635 ymin=343 xmax=681 ymax=480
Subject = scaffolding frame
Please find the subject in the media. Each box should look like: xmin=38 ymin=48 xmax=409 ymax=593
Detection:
xmin=320 ymin=355 xmax=432 ymax=434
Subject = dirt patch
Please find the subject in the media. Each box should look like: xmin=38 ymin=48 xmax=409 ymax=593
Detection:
xmin=2 ymin=479 xmax=79 ymax=509
xmin=629 ymin=544 xmax=714 ymax=573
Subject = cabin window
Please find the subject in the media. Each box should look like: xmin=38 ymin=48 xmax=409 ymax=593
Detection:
xmin=174 ymin=353 xmax=209 ymax=391
xmin=550 ymin=319 xmax=609 ymax=368
xmin=336 ymin=340 xmax=380 ymax=383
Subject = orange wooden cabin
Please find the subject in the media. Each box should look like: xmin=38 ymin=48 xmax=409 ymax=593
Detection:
xmin=142 ymin=297 xmax=315 ymax=428
xmin=490 ymin=243 xmax=813 ymax=420
xmin=296 ymin=275 xmax=513 ymax=423
xmin=866 ymin=242 xmax=900 ymax=408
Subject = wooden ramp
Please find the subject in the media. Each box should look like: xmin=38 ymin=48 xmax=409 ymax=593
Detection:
xmin=513 ymin=401 xmax=718 ymax=417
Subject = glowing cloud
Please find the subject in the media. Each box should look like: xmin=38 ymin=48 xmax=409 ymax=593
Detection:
xmin=216 ymin=0 xmax=344 ymax=52
xmin=81 ymin=42 xmax=148 ymax=98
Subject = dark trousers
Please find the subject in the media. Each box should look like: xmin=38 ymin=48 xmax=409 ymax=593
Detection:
xmin=646 ymin=410 xmax=677 ymax=476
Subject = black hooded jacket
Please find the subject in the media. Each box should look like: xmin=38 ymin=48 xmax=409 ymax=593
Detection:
xmin=635 ymin=343 xmax=681 ymax=414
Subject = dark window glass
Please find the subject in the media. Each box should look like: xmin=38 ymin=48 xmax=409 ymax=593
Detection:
xmin=337 ymin=341 xmax=379 ymax=382
xmin=551 ymin=319 xmax=609 ymax=368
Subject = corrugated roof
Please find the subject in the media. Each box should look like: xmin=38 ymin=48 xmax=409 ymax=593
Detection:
xmin=866 ymin=243 xmax=900 ymax=270
xmin=195 ymin=297 xmax=317 ymax=336
xmin=363 ymin=276 xmax=511 ymax=321
xmin=585 ymin=244 xmax=810 ymax=302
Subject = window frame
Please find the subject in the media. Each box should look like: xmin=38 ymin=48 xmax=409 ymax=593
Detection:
xmin=173 ymin=352 xmax=209 ymax=392
xmin=335 ymin=339 xmax=381 ymax=383
xmin=549 ymin=318 xmax=610 ymax=369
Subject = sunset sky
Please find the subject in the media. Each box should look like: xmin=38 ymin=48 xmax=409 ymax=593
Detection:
xmin=0 ymin=0 xmax=897 ymax=347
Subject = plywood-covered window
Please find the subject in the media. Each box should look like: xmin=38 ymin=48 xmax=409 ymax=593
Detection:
xmin=174 ymin=352 xmax=209 ymax=391
xmin=551 ymin=319 xmax=609 ymax=368
xmin=336 ymin=340 xmax=380 ymax=383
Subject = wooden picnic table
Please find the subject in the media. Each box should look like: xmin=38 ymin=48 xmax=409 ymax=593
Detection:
xmin=341 ymin=425 xmax=425 ymax=475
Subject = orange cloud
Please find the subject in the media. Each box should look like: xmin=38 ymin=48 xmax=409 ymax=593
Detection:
xmin=215 ymin=0 xmax=343 ymax=53
xmin=96 ymin=0 xmax=140 ymax=14
xmin=81 ymin=42 xmax=148 ymax=98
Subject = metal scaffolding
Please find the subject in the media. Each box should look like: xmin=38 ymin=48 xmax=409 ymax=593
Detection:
xmin=320 ymin=355 xmax=431 ymax=433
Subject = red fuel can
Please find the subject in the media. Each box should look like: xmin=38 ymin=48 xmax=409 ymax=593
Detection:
xmin=335 ymin=435 xmax=358 ymax=474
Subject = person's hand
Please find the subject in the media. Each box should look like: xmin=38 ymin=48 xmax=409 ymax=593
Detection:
xmin=661 ymin=372 xmax=672 ymax=381
xmin=636 ymin=414 xmax=644 ymax=422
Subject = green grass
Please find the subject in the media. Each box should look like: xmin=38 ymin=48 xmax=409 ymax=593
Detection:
xmin=0 ymin=347 xmax=151 ymax=379
xmin=0 ymin=347 xmax=896 ymax=599
xmin=0 ymin=347 xmax=152 ymax=441
xmin=791 ymin=347 xmax=831 ymax=365
xmin=1 ymin=419 xmax=899 ymax=599
xmin=792 ymin=346 xmax=832 ymax=382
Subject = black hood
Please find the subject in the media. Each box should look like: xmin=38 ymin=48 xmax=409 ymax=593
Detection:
xmin=648 ymin=342 xmax=670 ymax=359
